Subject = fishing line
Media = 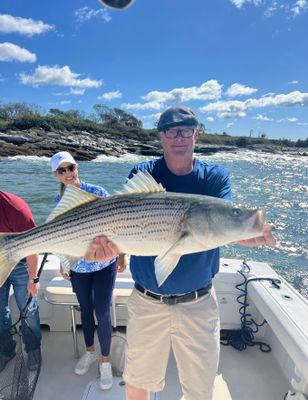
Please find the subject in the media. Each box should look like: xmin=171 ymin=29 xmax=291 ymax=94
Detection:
xmin=220 ymin=259 xmax=281 ymax=352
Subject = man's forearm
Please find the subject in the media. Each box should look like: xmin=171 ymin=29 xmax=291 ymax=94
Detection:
xmin=26 ymin=254 xmax=39 ymax=278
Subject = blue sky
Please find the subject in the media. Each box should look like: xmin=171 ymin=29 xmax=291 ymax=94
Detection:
xmin=0 ymin=0 xmax=307 ymax=141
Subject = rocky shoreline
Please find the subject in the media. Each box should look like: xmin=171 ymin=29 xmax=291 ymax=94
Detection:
xmin=0 ymin=128 xmax=306 ymax=159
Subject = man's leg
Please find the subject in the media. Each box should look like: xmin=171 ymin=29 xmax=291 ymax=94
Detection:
xmin=123 ymin=290 xmax=171 ymax=394
xmin=0 ymin=274 xmax=16 ymax=372
xmin=172 ymin=289 xmax=220 ymax=400
xmin=126 ymin=383 xmax=150 ymax=400
xmin=10 ymin=261 xmax=41 ymax=352
xmin=0 ymin=275 xmax=16 ymax=357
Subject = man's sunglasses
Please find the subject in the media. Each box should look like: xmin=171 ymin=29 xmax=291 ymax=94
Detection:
xmin=56 ymin=164 xmax=77 ymax=175
xmin=163 ymin=127 xmax=195 ymax=139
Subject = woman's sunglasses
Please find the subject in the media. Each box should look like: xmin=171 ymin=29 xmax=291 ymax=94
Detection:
xmin=56 ymin=164 xmax=77 ymax=175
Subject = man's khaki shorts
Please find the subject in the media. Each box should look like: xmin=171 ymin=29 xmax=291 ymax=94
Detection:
xmin=123 ymin=287 xmax=220 ymax=400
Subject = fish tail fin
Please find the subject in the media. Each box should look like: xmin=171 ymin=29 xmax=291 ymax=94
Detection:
xmin=0 ymin=233 xmax=19 ymax=288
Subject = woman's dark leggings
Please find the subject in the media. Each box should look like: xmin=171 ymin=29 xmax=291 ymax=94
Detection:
xmin=70 ymin=262 xmax=117 ymax=357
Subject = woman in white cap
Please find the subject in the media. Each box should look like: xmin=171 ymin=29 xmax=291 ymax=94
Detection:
xmin=50 ymin=151 xmax=126 ymax=390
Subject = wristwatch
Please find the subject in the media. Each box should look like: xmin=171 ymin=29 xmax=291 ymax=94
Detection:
xmin=29 ymin=277 xmax=39 ymax=284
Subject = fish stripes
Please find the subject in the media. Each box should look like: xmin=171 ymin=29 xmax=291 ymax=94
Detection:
xmin=0 ymin=171 xmax=266 ymax=287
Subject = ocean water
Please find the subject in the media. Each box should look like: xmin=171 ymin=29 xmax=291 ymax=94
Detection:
xmin=0 ymin=151 xmax=307 ymax=298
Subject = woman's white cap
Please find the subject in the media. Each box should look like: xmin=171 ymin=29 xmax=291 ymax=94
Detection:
xmin=51 ymin=151 xmax=76 ymax=172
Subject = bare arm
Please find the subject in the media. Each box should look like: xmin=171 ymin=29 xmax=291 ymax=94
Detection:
xmin=116 ymin=253 xmax=129 ymax=273
xmin=26 ymin=253 xmax=40 ymax=297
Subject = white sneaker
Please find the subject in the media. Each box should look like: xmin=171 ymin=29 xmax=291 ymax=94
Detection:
xmin=99 ymin=362 xmax=113 ymax=390
xmin=74 ymin=351 xmax=97 ymax=375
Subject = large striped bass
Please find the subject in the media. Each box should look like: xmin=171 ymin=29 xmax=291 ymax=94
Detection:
xmin=0 ymin=171 xmax=271 ymax=287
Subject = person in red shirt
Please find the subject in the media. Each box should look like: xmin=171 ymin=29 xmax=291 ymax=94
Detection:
xmin=0 ymin=191 xmax=41 ymax=372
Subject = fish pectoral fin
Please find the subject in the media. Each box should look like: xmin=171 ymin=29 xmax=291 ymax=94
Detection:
xmin=154 ymin=231 xmax=194 ymax=287
xmin=56 ymin=254 xmax=80 ymax=274
xmin=46 ymin=185 xmax=100 ymax=222
xmin=154 ymin=253 xmax=181 ymax=287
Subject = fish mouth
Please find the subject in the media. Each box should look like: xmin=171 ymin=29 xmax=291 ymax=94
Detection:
xmin=251 ymin=209 xmax=275 ymax=233
xmin=252 ymin=209 xmax=266 ymax=232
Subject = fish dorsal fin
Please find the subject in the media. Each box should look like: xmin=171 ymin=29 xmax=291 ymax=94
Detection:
xmin=46 ymin=185 xmax=100 ymax=222
xmin=117 ymin=170 xmax=166 ymax=195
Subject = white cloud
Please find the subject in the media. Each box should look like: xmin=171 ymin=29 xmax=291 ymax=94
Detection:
xmin=230 ymin=0 xmax=307 ymax=17
xmin=271 ymin=91 xmax=308 ymax=106
xmin=74 ymin=7 xmax=111 ymax=23
xmin=122 ymin=101 xmax=163 ymax=111
xmin=289 ymin=80 xmax=299 ymax=84
xmin=69 ymin=88 xmax=85 ymax=95
xmin=141 ymin=91 xmax=174 ymax=104
xmin=98 ymin=90 xmax=122 ymax=101
xmin=227 ymin=122 xmax=234 ymax=128
xmin=226 ymin=83 xmax=258 ymax=97
xmin=60 ymin=100 xmax=71 ymax=105
xmin=142 ymin=112 xmax=162 ymax=120
xmin=230 ymin=0 xmax=246 ymax=7
xmin=53 ymin=88 xmax=86 ymax=96
xmin=230 ymin=0 xmax=262 ymax=8
xmin=200 ymin=100 xmax=247 ymax=118
xmin=142 ymin=80 xmax=222 ymax=104
xmin=206 ymin=116 xmax=214 ymax=122
xmin=0 ymin=14 xmax=54 ymax=37
xmin=123 ymin=80 xmax=222 ymax=111
xmin=253 ymin=114 xmax=272 ymax=121
xmin=0 ymin=42 xmax=36 ymax=63
xmin=262 ymin=92 xmax=276 ymax=97
xmin=278 ymin=117 xmax=299 ymax=123
xmin=264 ymin=2 xmax=280 ymax=18
xmin=200 ymin=90 xmax=308 ymax=119
xmin=291 ymin=0 xmax=308 ymax=15
xmin=19 ymin=65 xmax=103 ymax=88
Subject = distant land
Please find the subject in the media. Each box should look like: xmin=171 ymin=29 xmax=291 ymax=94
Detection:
xmin=0 ymin=103 xmax=307 ymax=159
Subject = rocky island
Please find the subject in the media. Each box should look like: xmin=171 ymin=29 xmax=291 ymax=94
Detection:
xmin=0 ymin=128 xmax=306 ymax=160
xmin=0 ymin=104 xmax=306 ymax=160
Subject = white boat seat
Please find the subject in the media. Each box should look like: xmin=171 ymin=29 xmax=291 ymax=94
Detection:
xmin=44 ymin=277 xmax=78 ymax=304
xmin=44 ymin=276 xmax=134 ymax=357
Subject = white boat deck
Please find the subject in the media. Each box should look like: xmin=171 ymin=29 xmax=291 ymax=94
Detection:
xmin=7 ymin=256 xmax=307 ymax=399
xmin=33 ymin=327 xmax=289 ymax=400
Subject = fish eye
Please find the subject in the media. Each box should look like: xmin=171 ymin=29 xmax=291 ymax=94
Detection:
xmin=232 ymin=208 xmax=242 ymax=216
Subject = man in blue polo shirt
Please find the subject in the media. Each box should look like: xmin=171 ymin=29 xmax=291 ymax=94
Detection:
xmin=86 ymin=105 xmax=276 ymax=400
